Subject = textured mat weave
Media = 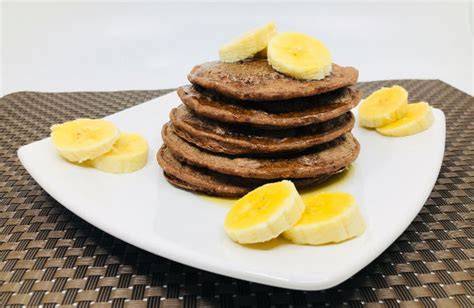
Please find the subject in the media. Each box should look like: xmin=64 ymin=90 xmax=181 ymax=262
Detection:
xmin=0 ymin=80 xmax=472 ymax=307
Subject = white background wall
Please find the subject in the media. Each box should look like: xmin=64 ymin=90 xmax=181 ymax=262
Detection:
xmin=1 ymin=1 xmax=472 ymax=96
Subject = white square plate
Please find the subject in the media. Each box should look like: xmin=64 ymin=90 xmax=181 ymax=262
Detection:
xmin=18 ymin=91 xmax=445 ymax=290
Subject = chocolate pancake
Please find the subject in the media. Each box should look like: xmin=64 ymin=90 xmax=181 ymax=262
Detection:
xmin=170 ymin=105 xmax=355 ymax=155
xmin=178 ymin=85 xmax=361 ymax=129
xmin=162 ymin=123 xmax=360 ymax=179
xmin=157 ymin=145 xmax=340 ymax=197
xmin=187 ymin=60 xmax=358 ymax=101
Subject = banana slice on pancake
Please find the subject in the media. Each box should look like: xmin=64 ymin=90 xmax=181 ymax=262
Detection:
xmin=268 ymin=32 xmax=332 ymax=80
xmin=219 ymin=22 xmax=277 ymax=63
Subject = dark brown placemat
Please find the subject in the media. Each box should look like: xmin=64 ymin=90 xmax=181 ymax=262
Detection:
xmin=0 ymin=80 xmax=472 ymax=308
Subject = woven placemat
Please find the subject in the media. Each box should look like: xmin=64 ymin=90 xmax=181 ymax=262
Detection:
xmin=0 ymin=80 xmax=472 ymax=307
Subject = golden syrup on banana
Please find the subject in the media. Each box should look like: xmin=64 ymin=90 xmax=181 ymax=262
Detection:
xmin=299 ymin=164 xmax=355 ymax=201
xmin=201 ymin=164 xmax=355 ymax=207
xmin=200 ymin=195 xmax=237 ymax=207
xmin=242 ymin=237 xmax=291 ymax=250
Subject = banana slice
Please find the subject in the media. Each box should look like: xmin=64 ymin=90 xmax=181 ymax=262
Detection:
xmin=224 ymin=180 xmax=304 ymax=244
xmin=267 ymin=32 xmax=332 ymax=80
xmin=283 ymin=192 xmax=365 ymax=245
xmin=376 ymin=102 xmax=434 ymax=137
xmin=91 ymin=132 xmax=148 ymax=174
xmin=51 ymin=118 xmax=120 ymax=163
xmin=358 ymin=85 xmax=408 ymax=128
xmin=219 ymin=22 xmax=277 ymax=63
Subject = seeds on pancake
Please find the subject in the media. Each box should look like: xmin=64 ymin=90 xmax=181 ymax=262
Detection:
xmin=297 ymin=155 xmax=318 ymax=166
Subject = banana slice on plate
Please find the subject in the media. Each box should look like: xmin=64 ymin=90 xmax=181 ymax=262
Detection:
xmin=267 ymin=32 xmax=332 ymax=80
xmin=224 ymin=180 xmax=304 ymax=244
xmin=51 ymin=118 xmax=120 ymax=163
xmin=91 ymin=132 xmax=148 ymax=174
xmin=219 ymin=22 xmax=277 ymax=63
xmin=283 ymin=192 xmax=365 ymax=245
xmin=376 ymin=102 xmax=434 ymax=137
xmin=358 ymin=85 xmax=408 ymax=128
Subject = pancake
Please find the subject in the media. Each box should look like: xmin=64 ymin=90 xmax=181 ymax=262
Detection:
xmin=157 ymin=145 xmax=340 ymax=197
xmin=170 ymin=105 xmax=355 ymax=155
xmin=187 ymin=60 xmax=358 ymax=101
xmin=178 ymin=85 xmax=361 ymax=129
xmin=162 ymin=122 xmax=360 ymax=179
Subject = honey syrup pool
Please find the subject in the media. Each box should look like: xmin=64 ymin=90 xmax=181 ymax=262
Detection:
xmin=200 ymin=164 xmax=356 ymax=206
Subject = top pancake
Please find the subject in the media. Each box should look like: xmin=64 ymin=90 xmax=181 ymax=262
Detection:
xmin=188 ymin=60 xmax=359 ymax=101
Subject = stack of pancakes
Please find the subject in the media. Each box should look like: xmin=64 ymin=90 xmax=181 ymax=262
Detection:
xmin=157 ymin=59 xmax=362 ymax=197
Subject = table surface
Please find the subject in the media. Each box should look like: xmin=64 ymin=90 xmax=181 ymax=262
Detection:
xmin=0 ymin=80 xmax=472 ymax=307
xmin=1 ymin=2 xmax=472 ymax=96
